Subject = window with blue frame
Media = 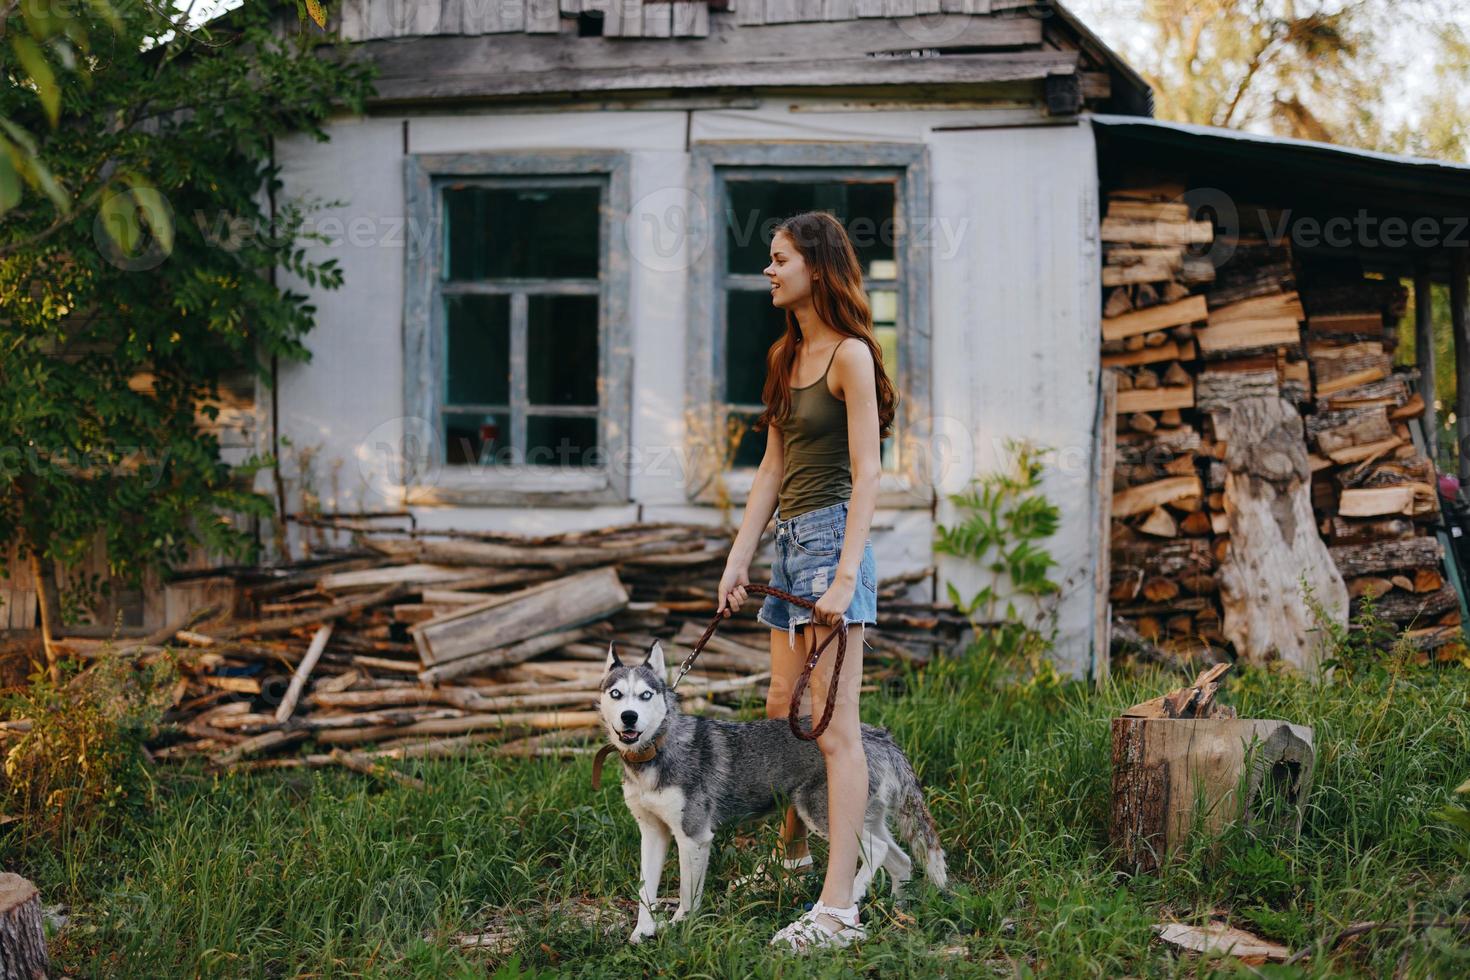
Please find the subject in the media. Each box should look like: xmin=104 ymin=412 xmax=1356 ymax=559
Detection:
xmin=439 ymin=179 xmax=603 ymax=468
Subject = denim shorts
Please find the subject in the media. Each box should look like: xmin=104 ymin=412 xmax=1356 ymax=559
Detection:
xmin=756 ymin=499 xmax=878 ymax=649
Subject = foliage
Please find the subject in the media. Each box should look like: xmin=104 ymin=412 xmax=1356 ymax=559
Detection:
xmin=1 ymin=2 xmax=334 ymax=221
xmin=0 ymin=2 xmax=375 ymax=617
xmin=1 ymin=649 xmax=179 ymax=846
xmin=3 ymin=638 xmax=1466 ymax=975
xmin=1069 ymin=0 xmax=1469 ymax=157
xmin=1433 ymin=775 xmax=1470 ymax=863
xmin=934 ymin=440 xmax=1062 ymax=682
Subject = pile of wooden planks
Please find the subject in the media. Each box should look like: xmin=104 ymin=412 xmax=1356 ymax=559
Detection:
xmin=1295 ymin=259 xmax=1459 ymax=644
xmin=1101 ymin=180 xmax=1461 ymax=663
xmin=53 ymin=522 xmax=963 ymax=773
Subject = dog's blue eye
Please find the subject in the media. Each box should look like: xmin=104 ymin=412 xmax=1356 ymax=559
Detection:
xmin=609 ymin=690 xmax=622 ymax=699
xmin=640 ymin=691 xmax=652 ymax=700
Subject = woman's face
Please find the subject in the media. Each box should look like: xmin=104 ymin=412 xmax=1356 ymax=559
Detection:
xmin=763 ymin=230 xmax=813 ymax=310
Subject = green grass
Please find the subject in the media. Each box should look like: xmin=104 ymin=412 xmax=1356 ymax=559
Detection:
xmin=6 ymin=645 xmax=1469 ymax=978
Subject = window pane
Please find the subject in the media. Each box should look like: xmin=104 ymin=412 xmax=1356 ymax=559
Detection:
xmin=725 ymin=290 xmax=787 ymax=405
xmin=444 ymin=411 xmax=509 ymax=466
xmin=444 ymin=185 xmax=600 ymax=280
xmin=528 ymin=295 xmax=599 ymax=406
xmin=730 ymin=411 xmax=766 ymax=470
xmin=724 ymin=180 xmax=896 ymax=279
xmin=526 ymin=416 xmax=598 ymax=467
xmin=445 ymin=295 xmax=510 ymax=406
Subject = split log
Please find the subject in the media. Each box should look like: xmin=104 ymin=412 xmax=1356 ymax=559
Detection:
xmin=1325 ymin=516 xmax=1414 ymax=544
xmin=415 ymin=626 xmax=594 ymax=685
xmin=1197 ymin=364 xmax=1278 ymax=412
xmin=1329 ymin=537 xmax=1442 ymax=576
xmin=1100 ymin=217 xmax=1214 ymax=247
xmin=1137 ymin=508 xmax=1179 ymax=538
xmin=1113 ymin=476 xmax=1203 ymax=519
xmin=410 ymin=567 xmax=628 ymax=667
xmin=1214 ymin=396 xmax=1348 ymax=672
xmin=1102 ymin=295 xmax=1208 ymax=342
xmin=1117 ymin=384 xmax=1194 ymax=414
xmin=1354 ymin=585 xmax=1458 ymax=623
xmin=0 ymin=873 xmax=48 ymax=980
xmin=1110 ymin=717 xmax=1314 ymax=872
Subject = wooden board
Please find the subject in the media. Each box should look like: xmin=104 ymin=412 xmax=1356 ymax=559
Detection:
xmin=409 ymin=566 xmax=629 ymax=666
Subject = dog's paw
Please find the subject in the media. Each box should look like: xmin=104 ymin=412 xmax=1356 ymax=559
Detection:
xmin=670 ymin=907 xmax=688 ymax=924
xmin=628 ymin=924 xmax=657 ymax=945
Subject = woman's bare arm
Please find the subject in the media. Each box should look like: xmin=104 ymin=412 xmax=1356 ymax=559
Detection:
xmin=718 ymin=422 xmax=784 ymax=613
xmin=818 ymin=337 xmax=881 ymax=622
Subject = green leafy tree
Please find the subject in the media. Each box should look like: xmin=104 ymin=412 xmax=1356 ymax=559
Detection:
xmin=1071 ymin=0 xmax=1467 ymax=155
xmin=0 ymin=1 xmax=373 ymax=679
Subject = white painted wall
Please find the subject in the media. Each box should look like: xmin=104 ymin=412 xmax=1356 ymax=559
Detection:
xmin=928 ymin=122 xmax=1103 ymax=677
xmin=269 ymin=99 xmax=1105 ymax=676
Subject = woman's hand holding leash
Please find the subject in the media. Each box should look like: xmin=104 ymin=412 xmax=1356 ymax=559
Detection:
xmin=812 ymin=571 xmax=855 ymax=627
xmin=717 ymin=563 xmax=750 ymax=617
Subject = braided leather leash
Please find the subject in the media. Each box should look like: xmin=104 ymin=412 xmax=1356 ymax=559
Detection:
xmin=673 ymin=583 xmax=848 ymax=742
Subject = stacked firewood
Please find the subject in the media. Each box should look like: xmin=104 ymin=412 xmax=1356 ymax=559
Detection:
xmin=53 ymin=523 xmax=964 ymax=774
xmin=1295 ymin=260 xmax=1460 ymax=646
xmin=1101 ymin=181 xmax=1460 ymax=661
xmin=1101 ymin=184 xmax=1224 ymax=656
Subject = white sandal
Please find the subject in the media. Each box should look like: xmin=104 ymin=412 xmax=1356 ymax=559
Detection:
xmin=768 ymin=900 xmax=867 ymax=952
xmin=728 ymin=852 xmax=814 ymax=891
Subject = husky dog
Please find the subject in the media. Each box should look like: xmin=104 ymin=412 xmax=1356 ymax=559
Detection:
xmin=597 ymin=640 xmax=947 ymax=944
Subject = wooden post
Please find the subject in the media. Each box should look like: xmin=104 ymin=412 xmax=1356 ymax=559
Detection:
xmin=0 ymin=873 xmax=49 ymax=979
xmin=1452 ymin=248 xmax=1470 ymax=482
xmin=1092 ymin=369 xmax=1118 ymax=686
xmin=1414 ymin=262 xmax=1439 ymax=463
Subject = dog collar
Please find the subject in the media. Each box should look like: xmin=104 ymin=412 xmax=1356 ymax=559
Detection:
xmin=591 ymin=732 xmax=667 ymax=790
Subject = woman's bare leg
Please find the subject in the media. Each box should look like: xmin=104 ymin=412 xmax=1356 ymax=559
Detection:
xmin=768 ymin=626 xmax=812 ymax=860
xmin=806 ymin=620 xmax=867 ymax=930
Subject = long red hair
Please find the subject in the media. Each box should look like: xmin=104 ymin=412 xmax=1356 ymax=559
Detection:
xmin=754 ymin=211 xmax=899 ymax=439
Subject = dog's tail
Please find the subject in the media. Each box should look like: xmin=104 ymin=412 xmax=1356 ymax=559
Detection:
xmin=893 ymin=745 xmax=948 ymax=891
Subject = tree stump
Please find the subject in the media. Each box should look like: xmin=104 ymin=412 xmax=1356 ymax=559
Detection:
xmin=0 ymin=873 xmax=48 ymax=980
xmin=1110 ymin=717 xmax=1315 ymax=873
xmin=1214 ymin=396 xmax=1348 ymax=672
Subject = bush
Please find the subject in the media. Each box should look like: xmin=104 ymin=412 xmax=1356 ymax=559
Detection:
xmin=2 ymin=649 xmax=179 ymax=845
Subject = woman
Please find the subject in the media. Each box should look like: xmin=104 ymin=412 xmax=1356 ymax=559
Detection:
xmin=717 ymin=210 xmax=899 ymax=951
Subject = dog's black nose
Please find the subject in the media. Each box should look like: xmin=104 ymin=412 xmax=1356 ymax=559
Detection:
xmin=620 ymin=710 xmax=639 ymax=727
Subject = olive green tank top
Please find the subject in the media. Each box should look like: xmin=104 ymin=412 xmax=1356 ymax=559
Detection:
xmin=778 ymin=340 xmax=852 ymax=518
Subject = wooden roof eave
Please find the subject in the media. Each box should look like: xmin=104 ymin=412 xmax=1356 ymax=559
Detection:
xmin=342 ymin=42 xmax=1086 ymax=106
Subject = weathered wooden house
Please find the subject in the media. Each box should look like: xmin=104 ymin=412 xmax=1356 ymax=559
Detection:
xmin=9 ymin=1 xmax=1470 ymax=680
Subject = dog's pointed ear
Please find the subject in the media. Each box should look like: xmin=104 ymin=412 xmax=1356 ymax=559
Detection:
xmin=604 ymin=641 xmax=623 ymax=674
xmin=645 ymin=640 xmax=666 ymax=676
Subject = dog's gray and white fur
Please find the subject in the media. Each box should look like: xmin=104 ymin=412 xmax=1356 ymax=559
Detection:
xmin=599 ymin=640 xmax=946 ymax=944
